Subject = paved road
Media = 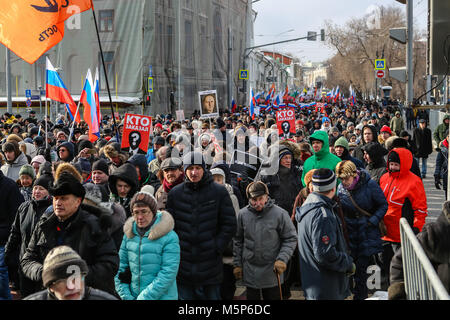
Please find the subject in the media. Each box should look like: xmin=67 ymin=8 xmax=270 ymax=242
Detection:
xmin=423 ymin=150 xmax=446 ymax=224
xmin=235 ymin=149 xmax=446 ymax=300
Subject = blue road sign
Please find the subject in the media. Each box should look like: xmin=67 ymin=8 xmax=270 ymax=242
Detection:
xmin=375 ymin=59 xmax=386 ymax=70
xmin=26 ymin=99 xmax=32 ymax=107
xmin=25 ymin=89 xmax=31 ymax=98
xmin=239 ymin=69 xmax=249 ymax=80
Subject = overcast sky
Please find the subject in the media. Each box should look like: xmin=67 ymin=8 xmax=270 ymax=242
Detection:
xmin=252 ymin=0 xmax=428 ymax=63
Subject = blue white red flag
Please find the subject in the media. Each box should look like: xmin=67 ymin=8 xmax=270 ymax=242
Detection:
xmin=94 ymin=67 xmax=101 ymax=126
xmin=46 ymin=57 xmax=80 ymax=123
xmin=80 ymin=69 xmax=100 ymax=142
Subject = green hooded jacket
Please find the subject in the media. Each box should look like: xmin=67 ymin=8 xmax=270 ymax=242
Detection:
xmin=301 ymin=130 xmax=342 ymax=187
xmin=433 ymin=114 xmax=450 ymax=147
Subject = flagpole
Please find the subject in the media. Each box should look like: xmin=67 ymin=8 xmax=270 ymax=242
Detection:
xmin=90 ymin=1 xmax=119 ymax=142
xmin=68 ymin=100 xmax=82 ymax=142
xmin=45 ymin=96 xmax=48 ymax=149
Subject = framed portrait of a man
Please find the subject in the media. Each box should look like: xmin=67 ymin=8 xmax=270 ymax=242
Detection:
xmin=198 ymin=90 xmax=219 ymax=119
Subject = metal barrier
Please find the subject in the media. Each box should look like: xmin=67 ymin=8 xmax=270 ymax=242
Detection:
xmin=399 ymin=218 xmax=450 ymax=300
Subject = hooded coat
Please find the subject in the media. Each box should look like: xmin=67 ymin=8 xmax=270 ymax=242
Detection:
xmin=109 ymin=163 xmax=139 ymax=217
xmin=362 ymin=142 xmax=388 ymax=184
xmin=379 ymin=148 xmax=428 ymax=243
xmin=233 ymin=199 xmax=297 ymax=289
xmin=115 ymin=211 xmax=180 ymax=300
xmin=301 ymin=130 xmax=341 ymax=187
xmin=56 ymin=142 xmax=75 ymax=162
xmin=296 ymin=192 xmax=353 ymax=300
xmin=353 ymin=125 xmax=379 ymax=165
xmin=433 ymin=114 xmax=450 ymax=147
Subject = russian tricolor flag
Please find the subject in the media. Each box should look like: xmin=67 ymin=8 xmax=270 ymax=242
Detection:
xmin=231 ymin=99 xmax=237 ymax=113
xmin=80 ymin=69 xmax=100 ymax=142
xmin=249 ymin=88 xmax=256 ymax=120
xmin=94 ymin=67 xmax=101 ymax=126
xmin=46 ymin=57 xmax=80 ymax=123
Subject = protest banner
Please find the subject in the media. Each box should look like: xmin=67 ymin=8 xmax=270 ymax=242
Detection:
xmin=121 ymin=113 xmax=152 ymax=155
xmin=276 ymin=109 xmax=296 ymax=140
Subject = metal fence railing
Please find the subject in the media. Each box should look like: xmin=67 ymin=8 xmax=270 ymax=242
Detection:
xmin=399 ymin=218 xmax=450 ymax=300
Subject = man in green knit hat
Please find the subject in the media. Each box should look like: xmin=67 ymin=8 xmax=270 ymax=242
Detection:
xmin=334 ymin=136 xmax=364 ymax=169
xmin=301 ymin=131 xmax=341 ymax=187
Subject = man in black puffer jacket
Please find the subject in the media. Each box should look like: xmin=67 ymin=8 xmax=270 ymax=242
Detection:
xmin=20 ymin=172 xmax=119 ymax=296
xmin=166 ymin=151 xmax=236 ymax=300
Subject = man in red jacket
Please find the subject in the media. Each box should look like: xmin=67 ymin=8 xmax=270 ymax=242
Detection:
xmin=378 ymin=147 xmax=428 ymax=289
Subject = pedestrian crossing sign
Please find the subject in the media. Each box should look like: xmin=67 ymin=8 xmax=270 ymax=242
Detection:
xmin=239 ymin=70 xmax=249 ymax=80
xmin=375 ymin=59 xmax=386 ymax=70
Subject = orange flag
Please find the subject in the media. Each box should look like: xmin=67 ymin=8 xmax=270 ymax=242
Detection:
xmin=0 ymin=0 xmax=93 ymax=64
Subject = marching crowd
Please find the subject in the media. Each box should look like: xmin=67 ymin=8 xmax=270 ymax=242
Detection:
xmin=0 ymin=100 xmax=448 ymax=301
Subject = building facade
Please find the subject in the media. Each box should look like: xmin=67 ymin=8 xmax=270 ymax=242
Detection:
xmin=0 ymin=0 xmax=254 ymax=119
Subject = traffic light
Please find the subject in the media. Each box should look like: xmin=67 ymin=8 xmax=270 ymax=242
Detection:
xmin=307 ymin=31 xmax=317 ymax=41
xmin=320 ymin=29 xmax=325 ymax=41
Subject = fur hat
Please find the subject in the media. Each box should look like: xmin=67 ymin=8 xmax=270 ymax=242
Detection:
xmin=42 ymin=246 xmax=88 ymax=288
xmin=49 ymin=172 xmax=86 ymax=199
xmin=54 ymin=163 xmax=83 ymax=183
xmin=83 ymin=183 xmax=103 ymax=206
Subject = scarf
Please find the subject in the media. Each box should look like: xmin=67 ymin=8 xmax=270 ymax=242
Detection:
xmin=163 ymin=173 xmax=185 ymax=193
xmin=346 ymin=171 xmax=360 ymax=191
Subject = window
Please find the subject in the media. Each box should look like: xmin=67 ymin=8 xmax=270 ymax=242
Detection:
xmin=184 ymin=20 xmax=194 ymax=66
xmin=99 ymin=51 xmax=115 ymax=90
xmin=213 ymin=9 xmax=224 ymax=72
xmin=99 ymin=10 xmax=114 ymax=32
xmin=166 ymin=24 xmax=174 ymax=65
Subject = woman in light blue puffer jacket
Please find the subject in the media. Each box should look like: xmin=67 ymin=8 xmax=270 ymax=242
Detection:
xmin=114 ymin=191 xmax=180 ymax=300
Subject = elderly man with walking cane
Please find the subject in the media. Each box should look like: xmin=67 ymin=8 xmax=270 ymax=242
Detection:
xmin=233 ymin=181 xmax=297 ymax=300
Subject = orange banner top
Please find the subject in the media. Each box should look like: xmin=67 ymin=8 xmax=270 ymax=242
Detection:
xmin=0 ymin=0 xmax=93 ymax=64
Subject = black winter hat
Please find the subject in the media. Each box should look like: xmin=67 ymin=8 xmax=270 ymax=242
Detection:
xmin=388 ymin=151 xmax=401 ymax=164
xmin=92 ymin=159 xmax=109 ymax=176
xmin=78 ymin=139 xmax=94 ymax=151
xmin=49 ymin=172 xmax=86 ymax=199
xmin=33 ymin=173 xmax=54 ymax=191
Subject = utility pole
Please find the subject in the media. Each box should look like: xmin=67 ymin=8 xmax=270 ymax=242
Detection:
xmin=228 ymin=27 xmax=233 ymax=111
xmin=6 ymin=48 xmax=12 ymax=114
xmin=177 ymin=0 xmax=181 ymax=112
xmin=406 ymin=0 xmax=414 ymax=106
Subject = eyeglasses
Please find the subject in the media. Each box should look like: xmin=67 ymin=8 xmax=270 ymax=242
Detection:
xmin=132 ymin=209 xmax=152 ymax=216
xmin=59 ymin=149 xmax=67 ymax=153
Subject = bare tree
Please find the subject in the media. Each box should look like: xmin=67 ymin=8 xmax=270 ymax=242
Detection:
xmin=323 ymin=4 xmax=426 ymax=103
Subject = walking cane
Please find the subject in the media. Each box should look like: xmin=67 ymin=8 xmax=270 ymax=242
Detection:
xmin=274 ymin=269 xmax=283 ymax=300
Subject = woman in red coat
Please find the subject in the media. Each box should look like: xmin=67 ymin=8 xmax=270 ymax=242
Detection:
xmin=378 ymin=147 xmax=428 ymax=289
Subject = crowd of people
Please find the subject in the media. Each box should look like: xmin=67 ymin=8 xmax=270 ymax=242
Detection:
xmin=0 ymin=100 xmax=447 ymax=301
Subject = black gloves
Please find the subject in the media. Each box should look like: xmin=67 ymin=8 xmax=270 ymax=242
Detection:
xmin=118 ymin=267 xmax=132 ymax=284
xmin=435 ymin=176 xmax=441 ymax=190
